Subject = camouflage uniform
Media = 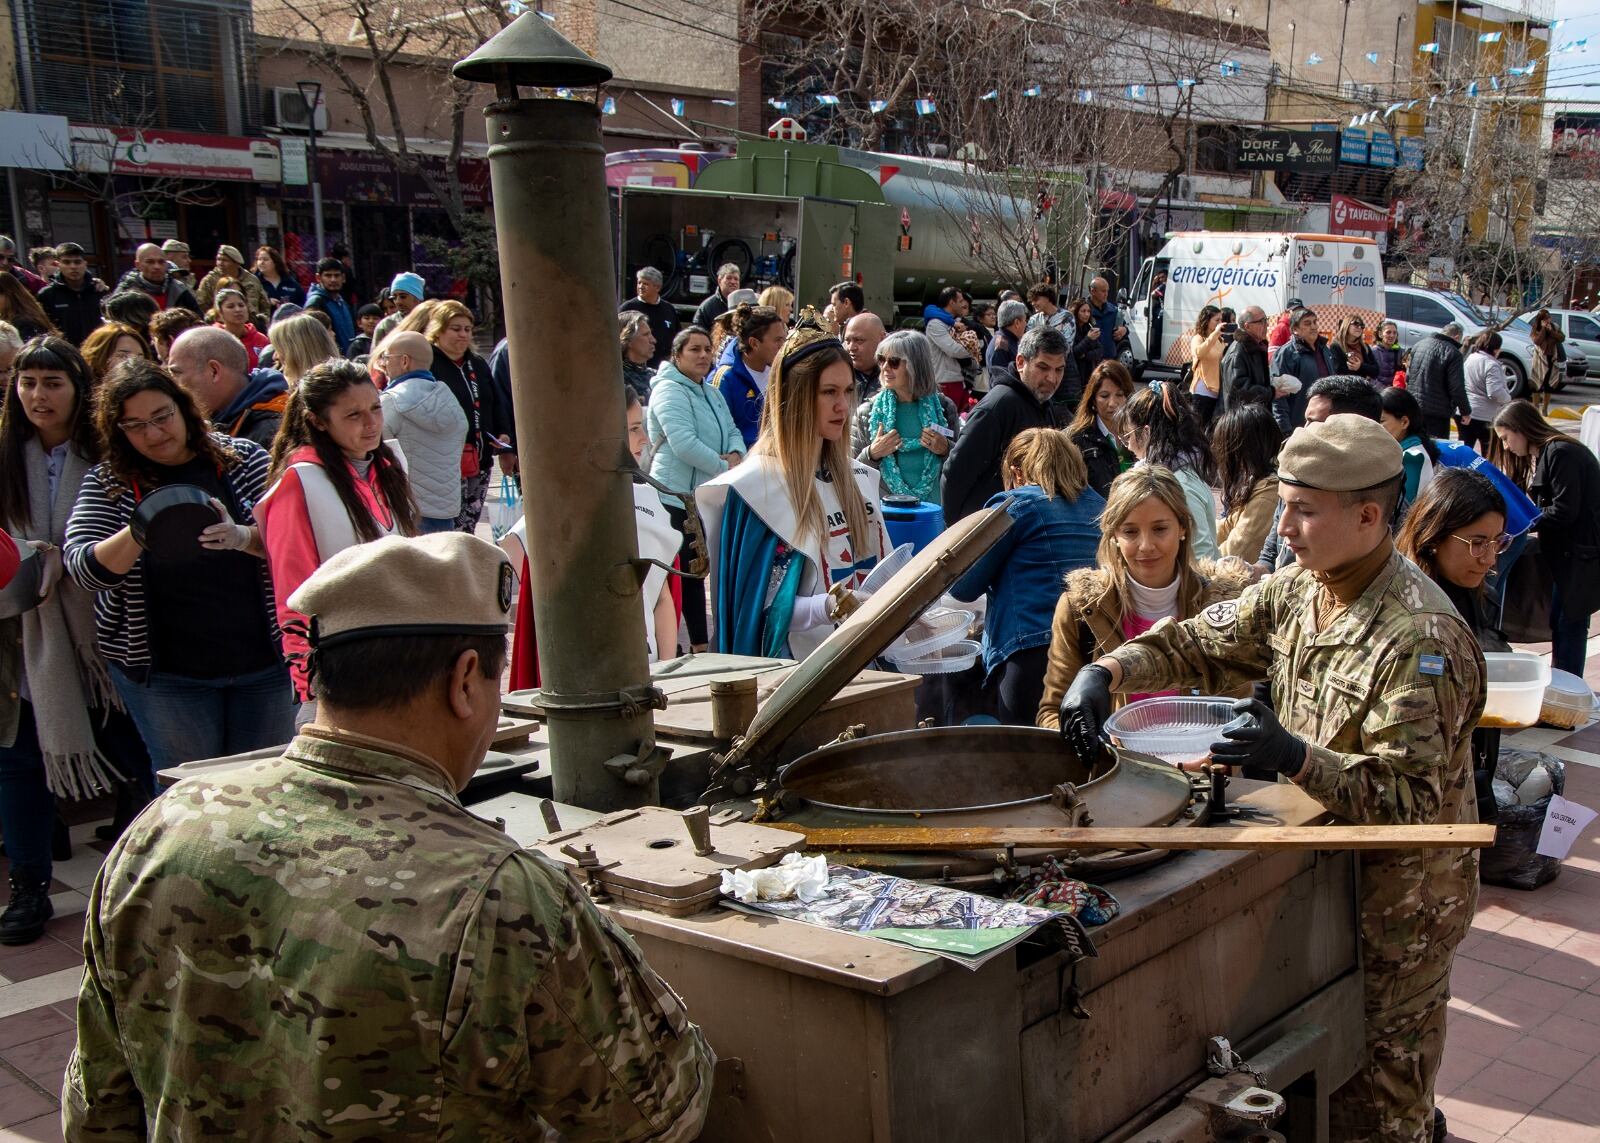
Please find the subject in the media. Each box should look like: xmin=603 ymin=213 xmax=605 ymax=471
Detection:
xmin=1106 ymin=550 xmax=1483 ymax=1143
xmin=63 ymin=727 xmax=714 ymax=1141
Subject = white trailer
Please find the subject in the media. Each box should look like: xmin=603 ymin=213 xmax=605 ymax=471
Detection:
xmin=1125 ymin=232 xmax=1386 ymax=375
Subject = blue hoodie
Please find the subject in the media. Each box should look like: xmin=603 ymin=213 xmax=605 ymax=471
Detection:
xmin=712 ymin=338 xmax=763 ymax=447
xmin=215 ymin=368 xmax=289 ymax=448
xmin=923 ymin=302 xmax=955 ymax=331
xmin=304 ymin=283 xmax=356 ymax=352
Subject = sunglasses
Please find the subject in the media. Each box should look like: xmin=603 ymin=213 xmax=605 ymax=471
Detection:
xmin=877 ymin=355 xmax=904 ymax=368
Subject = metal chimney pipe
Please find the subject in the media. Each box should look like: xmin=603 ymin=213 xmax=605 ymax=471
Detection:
xmin=458 ymin=20 xmax=663 ymax=810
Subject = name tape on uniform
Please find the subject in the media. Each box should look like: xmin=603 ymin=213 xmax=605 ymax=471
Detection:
xmin=1536 ymin=794 xmax=1598 ymax=860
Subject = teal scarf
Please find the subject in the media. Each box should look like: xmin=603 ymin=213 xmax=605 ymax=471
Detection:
xmin=866 ymin=388 xmax=944 ymax=501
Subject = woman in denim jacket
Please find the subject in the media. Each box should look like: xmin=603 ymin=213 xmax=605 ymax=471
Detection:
xmin=950 ymin=429 xmax=1104 ymax=725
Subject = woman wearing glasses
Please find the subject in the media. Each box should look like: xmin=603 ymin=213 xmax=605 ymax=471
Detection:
xmin=1332 ymin=316 xmax=1377 ymax=382
xmin=64 ymin=359 xmax=293 ymax=776
xmin=1397 ymin=468 xmax=1512 ymax=823
xmin=850 ymin=330 xmax=959 ymax=506
xmin=1494 ymin=399 xmax=1600 ymax=676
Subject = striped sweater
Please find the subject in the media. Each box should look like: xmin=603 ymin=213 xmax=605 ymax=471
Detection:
xmin=64 ymin=435 xmax=279 ymax=675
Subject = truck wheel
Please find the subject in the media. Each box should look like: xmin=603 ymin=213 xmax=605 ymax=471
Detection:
xmin=708 ymin=238 xmax=754 ymax=284
xmin=1503 ymin=358 xmax=1528 ymax=399
xmin=643 ymin=234 xmax=679 ymax=296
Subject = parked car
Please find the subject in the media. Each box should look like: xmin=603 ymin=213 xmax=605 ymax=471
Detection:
xmin=1515 ymin=309 xmax=1598 ymax=386
xmin=1384 ymin=286 xmax=1542 ymax=397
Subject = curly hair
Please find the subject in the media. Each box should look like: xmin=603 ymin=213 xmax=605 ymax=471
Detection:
xmin=92 ymin=357 xmax=237 ymax=497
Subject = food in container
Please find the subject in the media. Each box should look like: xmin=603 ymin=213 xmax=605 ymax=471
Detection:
xmin=1480 ymin=652 xmax=1550 ymax=729
xmin=1540 ymin=669 xmax=1595 ymax=730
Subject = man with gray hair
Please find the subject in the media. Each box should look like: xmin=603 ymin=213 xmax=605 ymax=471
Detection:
xmin=168 ymin=326 xmax=289 ymax=447
xmin=117 ymin=242 xmax=201 ymax=312
xmin=942 ymin=326 xmax=1068 ymax=523
xmin=619 ymin=265 xmax=678 ymax=367
xmin=986 ymin=298 xmax=1028 ymax=386
xmin=1406 ymin=321 xmax=1470 ymax=438
xmin=692 ymin=261 xmax=742 ymax=330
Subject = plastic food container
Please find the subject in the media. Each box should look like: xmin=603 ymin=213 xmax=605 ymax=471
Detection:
xmin=1101 ymin=696 xmax=1239 ymax=767
xmin=886 ymin=606 xmax=976 ymax=661
xmin=888 ymin=639 xmax=980 ymax=675
xmin=1540 ymin=668 xmax=1596 ymax=730
xmin=858 ymin=543 xmax=915 ymax=597
xmin=1481 ymin=652 xmax=1551 ymax=729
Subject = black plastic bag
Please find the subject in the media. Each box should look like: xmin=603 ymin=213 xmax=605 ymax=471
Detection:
xmin=1480 ymin=749 xmax=1566 ymax=891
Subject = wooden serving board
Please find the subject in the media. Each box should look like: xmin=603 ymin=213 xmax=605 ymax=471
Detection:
xmin=492 ymin=714 xmax=540 ymax=748
xmin=773 ymin=823 xmax=1497 ymax=852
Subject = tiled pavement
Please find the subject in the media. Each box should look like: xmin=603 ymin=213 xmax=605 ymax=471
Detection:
xmin=3 ymin=657 xmax=1600 ymax=1139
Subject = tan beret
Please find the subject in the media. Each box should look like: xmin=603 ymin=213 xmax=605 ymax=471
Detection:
xmin=287 ymin=533 xmax=513 ymax=649
xmin=161 ymin=239 xmax=189 ymax=254
xmin=216 ymin=244 xmax=245 ymax=266
xmin=1278 ymin=413 xmax=1402 ymax=492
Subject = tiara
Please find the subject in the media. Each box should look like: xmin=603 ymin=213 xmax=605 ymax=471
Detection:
xmin=775 ymin=307 xmax=843 ymax=369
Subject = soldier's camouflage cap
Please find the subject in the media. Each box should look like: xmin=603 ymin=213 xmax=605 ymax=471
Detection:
xmin=1278 ymin=413 xmax=1403 ymax=492
xmin=287 ymin=532 xmax=514 ymax=649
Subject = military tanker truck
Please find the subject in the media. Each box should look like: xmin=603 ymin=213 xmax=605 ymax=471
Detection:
xmin=607 ymin=135 xmax=1083 ymax=323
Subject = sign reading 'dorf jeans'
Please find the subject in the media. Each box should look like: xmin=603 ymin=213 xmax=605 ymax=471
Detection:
xmin=1235 ymin=130 xmax=1338 ymax=172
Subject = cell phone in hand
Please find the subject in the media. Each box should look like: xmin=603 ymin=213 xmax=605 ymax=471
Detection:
xmin=1220 ymin=322 xmax=1238 ymax=342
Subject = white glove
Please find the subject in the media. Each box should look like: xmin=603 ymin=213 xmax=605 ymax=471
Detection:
xmin=791 ymin=593 xmax=834 ymax=631
xmin=200 ymin=498 xmax=256 ymax=552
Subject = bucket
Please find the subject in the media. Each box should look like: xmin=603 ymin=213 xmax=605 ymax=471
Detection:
xmin=881 ymin=499 xmax=944 ymax=554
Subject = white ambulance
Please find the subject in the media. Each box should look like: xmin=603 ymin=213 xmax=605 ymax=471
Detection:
xmin=1123 ymin=232 xmax=1386 ymax=376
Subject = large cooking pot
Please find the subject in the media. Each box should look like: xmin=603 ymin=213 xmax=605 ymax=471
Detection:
xmin=703 ymin=510 xmax=1209 ymax=884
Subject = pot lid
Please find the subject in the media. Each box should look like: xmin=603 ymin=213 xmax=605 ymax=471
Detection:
xmin=705 ymin=506 xmax=1012 ymax=795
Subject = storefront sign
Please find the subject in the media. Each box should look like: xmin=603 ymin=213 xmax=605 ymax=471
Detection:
xmin=1368 ymin=130 xmax=1397 ymax=169
xmin=1553 ymin=113 xmax=1600 ymax=153
xmin=1329 ymin=194 xmax=1390 ymax=235
xmin=70 ymin=126 xmax=282 ymax=183
xmin=1339 ymin=129 xmax=1368 ymax=165
xmin=1235 ymin=129 xmax=1337 ymax=172
xmin=312 ymin=149 xmax=489 ymax=209
xmin=1399 ymin=136 xmax=1425 ymax=171
xmin=280 ymin=138 xmax=309 ymax=187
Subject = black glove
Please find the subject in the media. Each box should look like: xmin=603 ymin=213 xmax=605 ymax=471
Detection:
xmin=1208 ymin=698 xmax=1308 ymax=777
xmin=1059 ymin=665 xmax=1113 ymax=762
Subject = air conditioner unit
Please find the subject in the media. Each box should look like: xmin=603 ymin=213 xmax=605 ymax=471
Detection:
xmin=272 ymin=87 xmax=328 ymax=132
xmin=1175 ymin=175 xmax=1194 ymax=201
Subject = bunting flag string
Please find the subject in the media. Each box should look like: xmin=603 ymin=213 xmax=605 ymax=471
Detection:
xmin=1366 ymin=51 xmax=1381 ymax=64
xmin=670 ymin=98 xmax=686 ymax=116
xmin=815 ymin=94 xmax=840 ymax=106
xmin=981 ymin=90 xmax=999 ymax=101
xmin=1478 ymin=31 xmax=1502 ymax=43
xmin=602 ymin=97 xmax=616 ymax=115
xmin=914 ymin=98 xmax=938 ymax=115
xmin=869 ymin=100 xmax=888 ymax=113
xmin=1419 ymin=42 xmax=1440 ymax=53
xmin=1305 ymin=52 xmax=1323 ymax=66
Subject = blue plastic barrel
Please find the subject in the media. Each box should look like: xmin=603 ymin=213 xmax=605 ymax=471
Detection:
xmin=881 ymin=500 xmax=944 ymax=554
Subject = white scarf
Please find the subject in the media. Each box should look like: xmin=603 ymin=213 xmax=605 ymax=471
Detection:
xmin=20 ymin=437 xmax=122 ymax=799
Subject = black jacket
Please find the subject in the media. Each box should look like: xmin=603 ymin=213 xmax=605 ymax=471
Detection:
xmin=618 ymin=296 xmax=679 ymax=367
xmin=431 ymin=347 xmax=507 ymax=469
xmin=38 ymin=277 xmax=103 ymax=345
xmin=115 ymin=269 xmax=200 ymax=314
xmin=1073 ymin=423 xmax=1125 ymax=500
xmin=986 ymin=327 xmax=1020 ymax=387
xmin=1071 ymin=321 xmax=1104 ymax=386
xmin=1407 ymin=333 xmax=1469 ymax=424
xmin=1219 ymin=336 xmax=1272 ymax=412
xmin=1271 ymin=336 xmax=1339 ymax=432
xmin=940 ymin=376 xmax=1052 ymax=525
xmin=1532 ymin=437 xmax=1600 ymax=617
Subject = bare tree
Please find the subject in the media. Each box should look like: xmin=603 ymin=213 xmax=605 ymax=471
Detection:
xmin=255 ymin=0 xmax=511 ymax=305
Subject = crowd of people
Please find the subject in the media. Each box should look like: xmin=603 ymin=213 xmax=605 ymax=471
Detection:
xmin=1 ymin=227 xmax=1598 ymax=1140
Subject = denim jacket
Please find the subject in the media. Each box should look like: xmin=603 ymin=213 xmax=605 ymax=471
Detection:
xmin=949 ymin=484 xmax=1105 ymax=677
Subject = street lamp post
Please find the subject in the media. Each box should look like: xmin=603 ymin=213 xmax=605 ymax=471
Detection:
xmin=296 ymin=79 xmax=325 ymax=261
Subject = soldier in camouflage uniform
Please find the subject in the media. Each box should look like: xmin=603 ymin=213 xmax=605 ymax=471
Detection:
xmin=1062 ymin=416 xmax=1483 ymax=1143
xmin=64 ymin=533 xmax=714 ymax=1141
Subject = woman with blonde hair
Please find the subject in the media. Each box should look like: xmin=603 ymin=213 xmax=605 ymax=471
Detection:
xmin=758 ymin=286 xmax=795 ymax=324
xmin=268 ymin=312 xmax=338 ymax=385
xmin=1038 ymin=465 xmax=1249 ymax=746
xmin=426 ymin=299 xmax=508 ymax=531
xmin=699 ymin=316 xmax=888 ymax=659
xmin=950 ymin=428 xmax=1104 ymax=724
xmin=1332 ymin=315 xmax=1377 ymax=381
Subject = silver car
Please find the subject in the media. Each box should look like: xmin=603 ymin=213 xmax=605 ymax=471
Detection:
xmin=1385 ymin=285 xmax=1542 ymax=397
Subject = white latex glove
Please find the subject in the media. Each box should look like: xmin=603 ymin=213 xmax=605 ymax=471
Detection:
xmin=200 ymin=498 xmax=256 ymax=552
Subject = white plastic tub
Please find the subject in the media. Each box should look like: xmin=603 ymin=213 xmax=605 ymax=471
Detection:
xmin=1101 ymin=696 xmax=1239 ymax=767
xmin=1482 ymin=652 xmax=1551 ymax=729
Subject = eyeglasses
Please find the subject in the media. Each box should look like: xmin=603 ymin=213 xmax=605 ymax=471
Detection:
xmin=117 ymin=407 xmax=179 ymax=435
xmin=1450 ymin=532 xmax=1513 ymax=558
xmin=877 ymin=355 xmax=904 ymax=368
xmin=1244 ymin=317 xmax=1267 ymax=326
